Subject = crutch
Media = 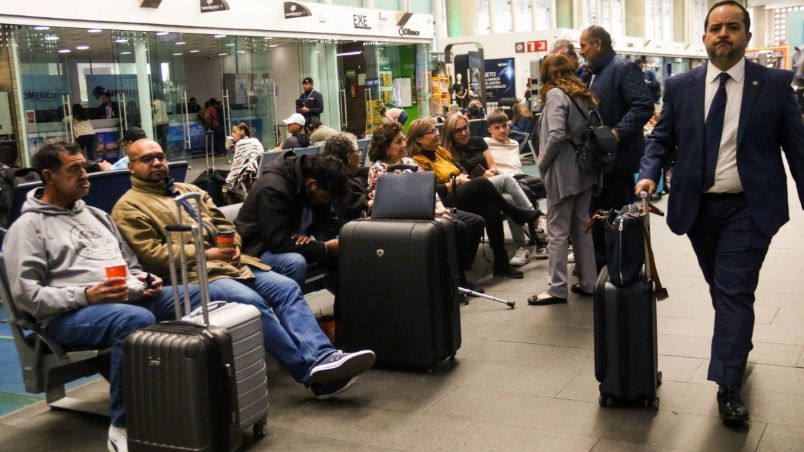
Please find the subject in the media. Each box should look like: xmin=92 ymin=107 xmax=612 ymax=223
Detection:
xmin=458 ymin=287 xmax=516 ymax=309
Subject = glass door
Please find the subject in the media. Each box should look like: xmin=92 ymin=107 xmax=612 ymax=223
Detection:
xmin=337 ymin=42 xmax=369 ymax=137
xmin=221 ymin=35 xmax=277 ymax=150
xmin=147 ymin=32 xmax=195 ymax=160
xmin=14 ymin=26 xmax=73 ymax=159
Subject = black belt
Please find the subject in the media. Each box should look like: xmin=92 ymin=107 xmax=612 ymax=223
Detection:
xmin=702 ymin=191 xmax=744 ymax=200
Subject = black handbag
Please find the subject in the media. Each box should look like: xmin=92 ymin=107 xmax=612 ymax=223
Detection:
xmin=564 ymin=93 xmax=618 ymax=174
xmin=603 ymin=204 xmax=645 ymax=287
xmin=372 ymin=171 xmax=436 ymax=220
xmin=588 ymin=201 xmax=668 ymax=300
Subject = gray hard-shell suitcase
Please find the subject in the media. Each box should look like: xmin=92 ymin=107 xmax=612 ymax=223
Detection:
xmin=124 ymin=322 xmax=240 ymax=451
xmin=337 ymin=217 xmax=461 ymax=370
xmin=183 ymin=301 xmax=268 ymax=434
xmin=593 ymin=193 xmax=665 ymax=409
xmin=124 ymin=192 xmax=268 ymax=451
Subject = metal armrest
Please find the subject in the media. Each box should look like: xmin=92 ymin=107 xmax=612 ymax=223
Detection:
xmin=10 ymin=318 xmax=68 ymax=359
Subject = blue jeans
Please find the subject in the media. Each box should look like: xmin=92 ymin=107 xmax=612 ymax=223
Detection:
xmin=42 ymin=286 xmax=204 ymax=428
xmin=259 ymin=250 xmax=308 ymax=289
xmin=208 ymin=270 xmax=334 ymax=386
xmin=45 ymin=302 xmax=156 ymax=427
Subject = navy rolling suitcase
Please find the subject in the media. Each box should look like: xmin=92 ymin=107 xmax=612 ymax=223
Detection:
xmin=593 ymin=193 xmax=668 ymax=409
xmin=338 ymin=217 xmax=461 ymax=370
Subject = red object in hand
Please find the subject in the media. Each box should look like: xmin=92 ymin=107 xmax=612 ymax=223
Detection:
xmin=105 ymin=265 xmax=127 ymax=287
xmin=217 ymin=230 xmax=236 ymax=249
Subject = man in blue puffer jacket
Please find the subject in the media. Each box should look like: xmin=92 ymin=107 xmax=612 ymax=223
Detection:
xmin=579 ymin=25 xmax=655 ymax=271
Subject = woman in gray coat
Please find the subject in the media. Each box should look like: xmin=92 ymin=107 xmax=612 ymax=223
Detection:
xmin=528 ymin=54 xmax=599 ymax=306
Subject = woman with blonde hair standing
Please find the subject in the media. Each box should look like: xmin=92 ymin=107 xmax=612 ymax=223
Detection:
xmin=528 ymin=54 xmax=598 ymax=306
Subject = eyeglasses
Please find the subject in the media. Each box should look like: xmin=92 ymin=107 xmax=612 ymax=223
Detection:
xmin=130 ymin=152 xmax=168 ymax=164
xmin=454 ymin=126 xmax=469 ymax=134
xmin=422 ymin=129 xmax=439 ymax=136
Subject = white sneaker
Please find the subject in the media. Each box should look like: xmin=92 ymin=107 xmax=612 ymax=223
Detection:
xmin=509 ymin=247 xmax=530 ymax=267
xmin=567 ymin=252 xmax=575 ymax=264
xmin=108 ymin=425 xmax=128 ymax=452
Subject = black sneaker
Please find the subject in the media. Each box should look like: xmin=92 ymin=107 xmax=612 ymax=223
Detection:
xmin=311 ymin=377 xmax=358 ymax=400
xmin=309 ymin=350 xmax=376 ymax=384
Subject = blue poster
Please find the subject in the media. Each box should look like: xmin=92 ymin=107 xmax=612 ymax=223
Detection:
xmin=21 ymin=75 xmax=68 ymax=111
xmin=21 ymin=75 xmax=69 ymax=122
xmin=85 ymin=75 xmax=139 ymax=110
xmin=484 ymin=58 xmax=516 ymax=102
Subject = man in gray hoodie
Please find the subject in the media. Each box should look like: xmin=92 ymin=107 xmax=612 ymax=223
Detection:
xmin=2 ymin=141 xmax=192 ymax=452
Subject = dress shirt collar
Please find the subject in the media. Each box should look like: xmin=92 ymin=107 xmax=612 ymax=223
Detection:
xmin=706 ymin=58 xmax=745 ymax=84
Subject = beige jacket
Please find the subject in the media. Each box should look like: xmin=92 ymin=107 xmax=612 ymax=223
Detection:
xmin=112 ymin=176 xmax=269 ymax=285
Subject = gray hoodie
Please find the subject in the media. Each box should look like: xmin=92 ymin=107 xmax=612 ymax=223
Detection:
xmin=3 ymin=189 xmax=146 ymax=325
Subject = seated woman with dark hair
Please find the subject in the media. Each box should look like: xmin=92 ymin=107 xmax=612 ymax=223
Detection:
xmin=407 ymin=117 xmax=539 ymax=279
xmin=367 ymin=122 xmax=485 ymax=292
xmin=226 ymin=122 xmax=264 ymax=195
xmin=321 ymin=132 xmax=368 ymax=224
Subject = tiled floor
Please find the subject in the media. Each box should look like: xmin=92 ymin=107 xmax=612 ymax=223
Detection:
xmin=1 ymin=160 xmax=802 ymax=451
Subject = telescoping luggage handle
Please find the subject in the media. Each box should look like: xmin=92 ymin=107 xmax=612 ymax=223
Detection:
xmin=162 ymin=192 xmax=212 ymax=325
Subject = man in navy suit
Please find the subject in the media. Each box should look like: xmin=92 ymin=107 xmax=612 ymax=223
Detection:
xmin=636 ymin=0 xmax=804 ymax=423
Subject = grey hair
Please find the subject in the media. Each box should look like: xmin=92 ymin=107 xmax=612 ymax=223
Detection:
xmin=550 ymin=39 xmax=577 ymax=56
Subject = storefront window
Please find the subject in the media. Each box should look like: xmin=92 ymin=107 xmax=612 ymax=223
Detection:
xmin=535 ymin=0 xmax=551 ymax=29
xmin=494 ymin=0 xmax=513 ymax=32
xmin=515 ymin=0 xmax=534 ymax=31
xmin=11 ymin=25 xmax=285 ymax=164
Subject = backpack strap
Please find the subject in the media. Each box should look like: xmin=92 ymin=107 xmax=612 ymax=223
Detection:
xmin=558 ymin=89 xmax=586 ymax=149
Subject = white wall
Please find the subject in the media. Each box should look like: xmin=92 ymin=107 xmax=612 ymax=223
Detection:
xmin=184 ymin=55 xmax=223 ymax=105
xmin=271 ymin=43 xmax=302 ymax=122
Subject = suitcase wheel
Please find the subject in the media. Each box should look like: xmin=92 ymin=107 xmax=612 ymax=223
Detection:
xmin=253 ymin=420 xmax=268 ymax=438
xmin=598 ymin=393 xmax=615 ymax=408
xmin=657 ymin=371 xmax=663 ymax=386
xmin=642 ymin=396 xmax=660 ymax=410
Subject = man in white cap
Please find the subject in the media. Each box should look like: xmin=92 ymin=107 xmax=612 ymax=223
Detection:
xmin=281 ymin=113 xmax=311 ymax=150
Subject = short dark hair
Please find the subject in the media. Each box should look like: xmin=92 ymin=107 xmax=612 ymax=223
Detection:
xmin=34 ymin=141 xmax=82 ymax=175
xmin=301 ymin=154 xmax=347 ymax=197
xmin=705 ymin=0 xmax=750 ymax=32
xmin=486 ymin=109 xmax=508 ymax=127
xmin=71 ymin=103 xmax=89 ymax=121
xmin=585 ymin=25 xmax=612 ymax=50
xmin=368 ymin=122 xmax=403 ymax=162
xmin=322 ymin=132 xmax=358 ymax=166
xmin=306 ymin=117 xmax=322 ymax=132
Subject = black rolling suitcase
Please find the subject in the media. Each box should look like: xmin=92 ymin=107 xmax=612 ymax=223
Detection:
xmin=124 ymin=193 xmax=245 ymax=451
xmin=338 ymin=217 xmax=461 ymax=370
xmin=592 ymin=193 xmax=669 ymax=409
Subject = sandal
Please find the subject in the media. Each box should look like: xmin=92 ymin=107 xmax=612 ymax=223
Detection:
xmin=527 ymin=292 xmax=567 ymax=306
